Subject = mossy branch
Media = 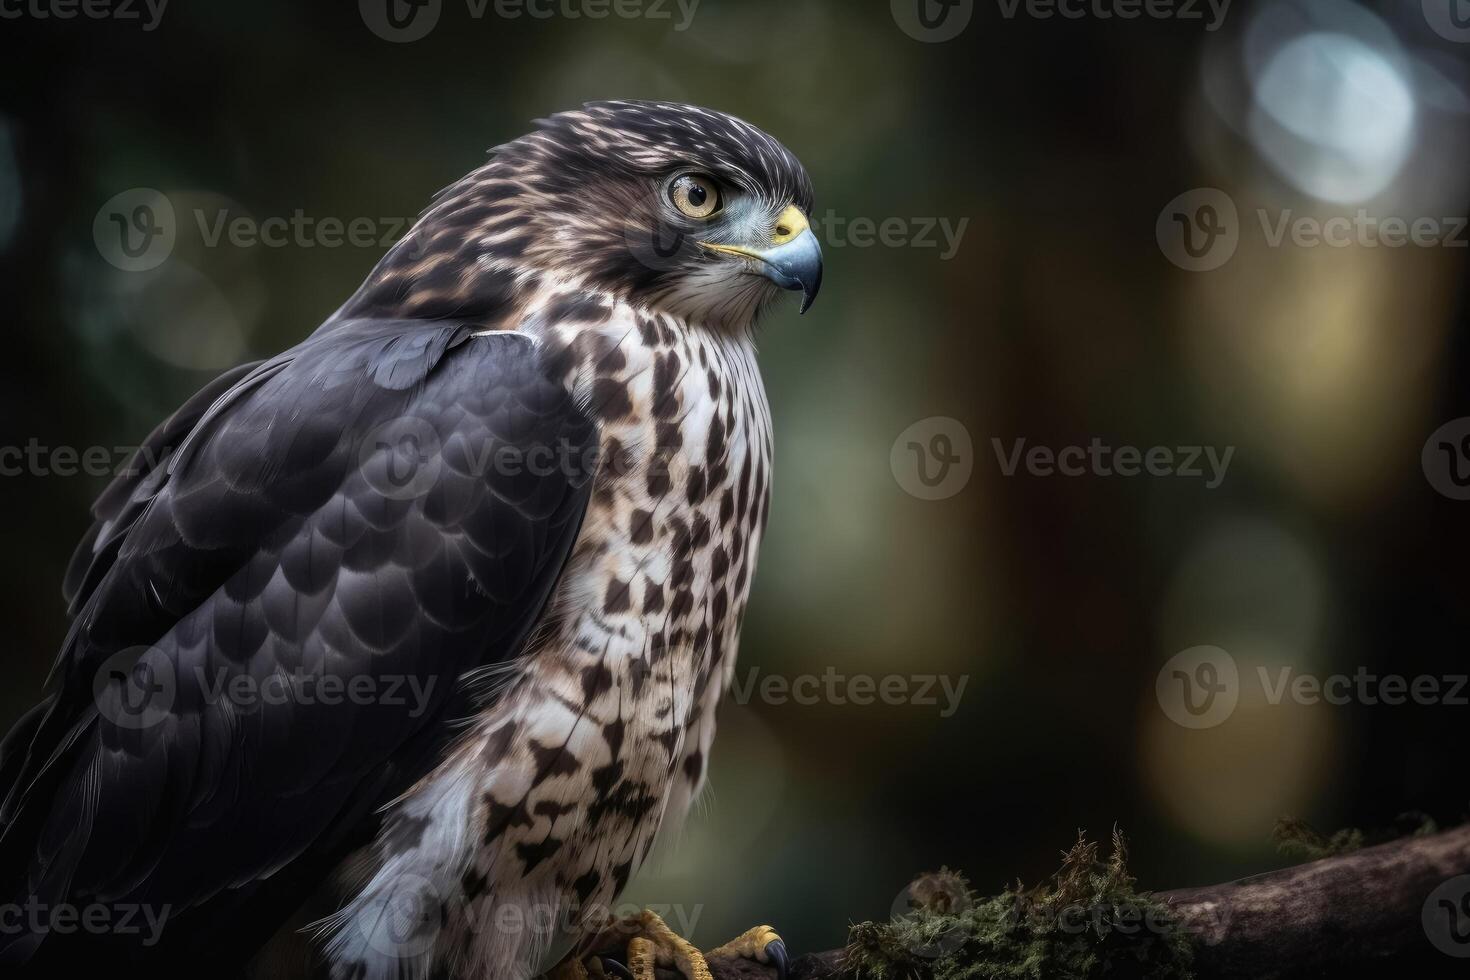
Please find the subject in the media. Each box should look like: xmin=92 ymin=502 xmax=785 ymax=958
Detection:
xmin=679 ymin=823 xmax=1470 ymax=980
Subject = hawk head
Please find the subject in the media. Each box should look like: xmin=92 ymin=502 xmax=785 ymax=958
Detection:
xmin=345 ymin=101 xmax=822 ymax=331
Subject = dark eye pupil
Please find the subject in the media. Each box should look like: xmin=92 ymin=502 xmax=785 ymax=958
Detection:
xmin=687 ymin=183 xmax=707 ymax=206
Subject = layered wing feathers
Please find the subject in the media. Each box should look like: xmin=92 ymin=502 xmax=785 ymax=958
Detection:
xmin=0 ymin=320 xmax=595 ymax=966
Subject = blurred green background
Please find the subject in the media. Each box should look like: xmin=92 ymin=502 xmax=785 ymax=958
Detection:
xmin=3 ymin=0 xmax=1470 ymax=960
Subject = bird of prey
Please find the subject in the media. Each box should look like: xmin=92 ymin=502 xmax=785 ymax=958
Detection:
xmin=0 ymin=100 xmax=821 ymax=980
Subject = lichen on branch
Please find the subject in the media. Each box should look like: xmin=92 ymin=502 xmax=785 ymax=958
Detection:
xmin=843 ymin=829 xmax=1196 ymax=980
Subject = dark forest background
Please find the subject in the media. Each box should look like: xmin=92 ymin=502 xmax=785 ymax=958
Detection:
xmin=2 ymin=0 xmax=1469 ymax=958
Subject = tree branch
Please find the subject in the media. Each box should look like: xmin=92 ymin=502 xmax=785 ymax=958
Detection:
xmin=685 ymin=824 xmax=1470 ymax=980
xmin=1162 ymin=822 xmax=1470 ymax=978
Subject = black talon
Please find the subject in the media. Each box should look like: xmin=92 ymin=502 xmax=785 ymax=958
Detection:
xmin=597 ymin=956 xmax=635 ymax=980
xmin=764 ymin=939 xmax=790 ymax=980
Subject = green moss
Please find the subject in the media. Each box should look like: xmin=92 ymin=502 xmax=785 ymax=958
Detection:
xmin=1273 ymin=812 xmax=1439 ymax=862
xmin=1272 ymin=816 xmax=1364 ymax=860
xmin=845 ymin=831 xmax=1195 ymax=980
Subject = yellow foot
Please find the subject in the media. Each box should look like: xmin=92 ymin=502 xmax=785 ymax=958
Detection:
xmin=547 ymin=958 xmax=591 ymax=980
xmin=708 ymin=924 xmax=789 ymax=978
xmin=615 ymin=909 xmax=712 ymax=980
xmin=583 ymin=912 xmax=789 ymax=980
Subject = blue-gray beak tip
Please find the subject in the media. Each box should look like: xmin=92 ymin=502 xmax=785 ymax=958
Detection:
xmin=758 ymin=228 xmax=823 ymax=316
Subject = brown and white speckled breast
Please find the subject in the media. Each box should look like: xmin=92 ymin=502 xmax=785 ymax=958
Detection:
xmin=402 ymin=287 xmax=774 ymax=979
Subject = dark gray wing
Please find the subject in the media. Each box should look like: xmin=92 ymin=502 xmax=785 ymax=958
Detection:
xmin=0 ymin=319 xmax=595 ymax=970
xmin=0 ymin=358 xmax=269 ymax=818
xmin=59 ymin=356 xmax=276 ymax=617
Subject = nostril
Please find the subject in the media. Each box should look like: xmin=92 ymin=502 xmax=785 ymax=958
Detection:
xmin=775 ymin=225 xmax=791 ymax=239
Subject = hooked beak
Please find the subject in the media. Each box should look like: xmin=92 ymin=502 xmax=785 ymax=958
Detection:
xmin=700 ymin=204 xmax=824 ymax=314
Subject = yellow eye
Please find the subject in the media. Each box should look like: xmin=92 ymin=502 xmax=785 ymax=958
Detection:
xmin=669 ymin=174 xmax=721 ymax=219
